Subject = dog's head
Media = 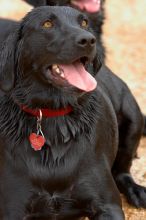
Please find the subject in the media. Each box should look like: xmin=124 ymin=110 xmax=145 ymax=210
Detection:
xmin=24 ymin=0 xmax=105 ymax=59
xmin=0 ymin=6 xmax=101 ymax=108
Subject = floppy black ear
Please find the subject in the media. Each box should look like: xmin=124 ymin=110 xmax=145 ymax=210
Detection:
xmin=93 ymin=53 xmax=102 ymax=74
xmin=25 ymin=0 xmax=47 ymax=7
xmin=0 ymin=32 xmax=18 ymax=92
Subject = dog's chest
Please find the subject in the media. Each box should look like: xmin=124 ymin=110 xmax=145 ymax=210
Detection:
xmin=26 ymin=136 xmax=87 ymax=191
xmin=18 ymin=108 xmax=96 ymax=191
xmin=24 ymin=135 xmax=93 ymax=218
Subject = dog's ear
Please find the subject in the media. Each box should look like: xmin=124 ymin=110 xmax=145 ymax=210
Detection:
xmin=0 ymin=32 xmax=18 ymax=92
xmin=93 ymin=54 xmax=102 ymax=74
xmin=25 ymin=0 xmax=47 ymax=7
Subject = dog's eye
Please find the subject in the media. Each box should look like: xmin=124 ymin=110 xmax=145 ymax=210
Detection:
xmin=81 ymin=19 xmax=88 ymax=28
xmin=42 ymin=21 xmax=53 ymax=28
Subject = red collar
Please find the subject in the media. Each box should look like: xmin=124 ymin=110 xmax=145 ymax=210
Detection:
xmin=21 ymin=105 xmax=73 ymax=117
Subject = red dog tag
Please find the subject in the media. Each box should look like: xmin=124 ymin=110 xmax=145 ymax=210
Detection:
xmin=29 ymin=133 xmax=46 ymax=151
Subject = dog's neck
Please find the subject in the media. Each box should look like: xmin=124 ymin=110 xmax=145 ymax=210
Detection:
xmin=0 ymin=93 xmax=99 ymax=151
xmin=21 ymin=105 xmax=73 ymax=118
xmin=0 ymin=92 xmax=100 ymax=167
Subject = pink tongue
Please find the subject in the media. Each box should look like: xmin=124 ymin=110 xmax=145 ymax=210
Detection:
xmin=72 ymin=0 xmax=101 ymax=13
xmin=59 ymin=62 xmax=97 ymax=92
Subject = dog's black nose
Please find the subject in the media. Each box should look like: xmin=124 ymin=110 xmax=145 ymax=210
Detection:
xmin=76 ymin=34 xmax=96 ymax=48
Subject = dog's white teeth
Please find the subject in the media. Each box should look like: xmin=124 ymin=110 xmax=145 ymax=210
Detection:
xmin=52 ymin=64 xmax=61 ymax=74
xmin=60 ymin=72 xmax=65 ymax=78
xmin=56 ymin=67 xmax=61 ymax=74
xmin=52 ymin=64 xmax=58 ymax=70
xmin=52 ymin=64 xmax=64 ymax=77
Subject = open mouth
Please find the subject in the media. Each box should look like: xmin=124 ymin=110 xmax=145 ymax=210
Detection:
xmin=47 ymin=57 xmax=97 ymax=92
xmin=71 ymin=0 xmax=101 ymax=13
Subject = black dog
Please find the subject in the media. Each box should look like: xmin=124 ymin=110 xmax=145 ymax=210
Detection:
xmin=21 ymin=0 xmax=146 ymax=209
xmin=0 ymin=6 xmax=125 ymax=220
xmin=0 ymin=0 xmax=146 ymax=208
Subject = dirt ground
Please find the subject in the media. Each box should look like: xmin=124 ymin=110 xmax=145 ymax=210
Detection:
xmin=0 ymin=0 xmax=146 ymax=219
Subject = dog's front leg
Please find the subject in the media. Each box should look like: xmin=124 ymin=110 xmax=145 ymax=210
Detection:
xmin=88 ymin=179 xmax=125 ymax=220
xmin=76 ymin=167 xmax=125 ymax=220
xmin=90 ymin=205 xmax=124 ymax=220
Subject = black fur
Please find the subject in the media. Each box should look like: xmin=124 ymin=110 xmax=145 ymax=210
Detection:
xmin=23 ymin=0 xmax=146 ymax=208
xmin=143 ymin=116 xmax=146 ymax=135
xmin=0 ymin=19 xmax=18 ymax=44
xmin=0 ymin=0 xmax=146 ymax=210
xmin=0 ymin=6 xmax=124 ymax=220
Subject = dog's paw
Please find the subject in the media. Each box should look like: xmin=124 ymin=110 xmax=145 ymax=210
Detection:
xmin=115 ymin=173 xmax=146 ymax=208
xmin=126 ymin=183 xmax=146 ymax=208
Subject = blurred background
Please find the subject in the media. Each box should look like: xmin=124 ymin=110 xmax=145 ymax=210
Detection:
xmin=0 ymin=0 xmax=146 ymax=219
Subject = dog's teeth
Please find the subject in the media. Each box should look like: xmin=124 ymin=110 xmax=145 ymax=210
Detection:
xmin=52 ymin=64 xmax=58 ymax=70
xmin=52 ymin=65 xmax=61 ymax=74
xmin=52 ymin=65 xmax=64 ymax=76
xmin=56 ymin=67 xmax=61 ymax=74
xmin=60 ymin=72 xmax=65 ymax=78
